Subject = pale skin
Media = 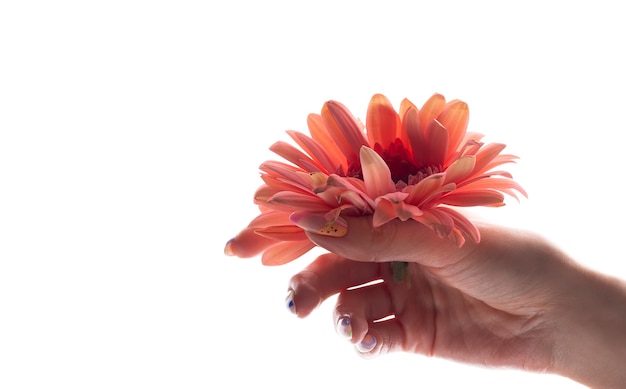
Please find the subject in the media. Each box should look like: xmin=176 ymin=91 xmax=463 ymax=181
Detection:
xmin=285 ymin=217 xmax=626 ymax=388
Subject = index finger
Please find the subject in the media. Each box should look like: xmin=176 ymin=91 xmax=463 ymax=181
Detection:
xmin=287 ymin=253 xmax=382 ymax=318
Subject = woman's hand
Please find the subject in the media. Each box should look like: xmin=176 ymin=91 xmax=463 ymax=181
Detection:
xmin=287 ymin=216 xmax=626 ymax=388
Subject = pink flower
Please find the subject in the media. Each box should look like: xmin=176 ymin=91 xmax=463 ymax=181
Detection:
xmin=225 ymin=94 xmax=526 ymax=265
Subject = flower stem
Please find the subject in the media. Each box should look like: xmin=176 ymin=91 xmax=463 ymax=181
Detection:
xmin=391 ymin=261 xmax=409 ymax=284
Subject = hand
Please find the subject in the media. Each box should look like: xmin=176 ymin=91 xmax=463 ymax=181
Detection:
xmin=287 ymin=216 xmax=626 ymax=388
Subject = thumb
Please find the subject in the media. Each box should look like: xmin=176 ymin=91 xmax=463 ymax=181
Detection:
xmin=290 ymin=212 xmax=477 ymax=266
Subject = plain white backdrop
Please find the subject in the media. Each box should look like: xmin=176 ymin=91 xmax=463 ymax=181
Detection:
xmin=1 ymin=1 xmax=624 ymax=388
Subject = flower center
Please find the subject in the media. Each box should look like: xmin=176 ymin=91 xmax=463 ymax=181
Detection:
xmin=347 ymin=139 xmax=441 ymax=186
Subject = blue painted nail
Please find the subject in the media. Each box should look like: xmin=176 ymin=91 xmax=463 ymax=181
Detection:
xmin=285 ymin=289 xmax=296 ymax=314
xmin=336 ymin=316 xmax=352 ymax=340
xmin=356 ymin=333 xmax=376 ymax=353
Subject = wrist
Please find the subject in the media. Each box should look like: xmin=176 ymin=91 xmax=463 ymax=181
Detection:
xmin=549 ymin=266 xmax=626 ymax=388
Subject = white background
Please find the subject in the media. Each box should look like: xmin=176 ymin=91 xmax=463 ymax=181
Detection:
xmin=1 ymin=1 xmax=624 ymax=388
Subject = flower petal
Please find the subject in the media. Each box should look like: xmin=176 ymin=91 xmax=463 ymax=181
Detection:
xmin=286 ymin=130 xmax=339 ymax=174
xmin=419 ymin=93 xmax=446 ymax=127
xmin=424 ymin=119 xmax=449 ymax=167
xmin=403 ymin=107 xmax=427 ymax=167
xmin=262 ymin=191 xmax=331 ymax=213
xmin=443 ymin=155 xmax=476 ymax=185
xmin=437 ymin=100 xmax=469 ymax=163
xmin=412 ymin=208 xmax=454 ymax=238
xmin=441 ymin=189 xmax=505 ymax=207
xmin=255 ymin=225 xmax=308 ymax=241
xmin=405 ymin=173 xmax=446 ymax=204
xmin=322 ymin=100 xmax=369 ymax=163
xmin=472 ymin=143 xmax=507 ymax=175
xmin=306 ymin=113 xmax=347 ymax=171
xmin=366 ymin=93 xmax=401 ymax=148
xmin=247 ymin=210 xmax=292 ymax=228
xmin=437 ymin=207 xmax=481 ymax=243
xmin=373 ymin=193 xmax=423 ymax=227
xmin=360 ymin=146 xmax=395 ymax=198
xmin=269 ymin=141 xmax=324 ymax=172
xmin=261 ymin=240 xmax=316 ymax=266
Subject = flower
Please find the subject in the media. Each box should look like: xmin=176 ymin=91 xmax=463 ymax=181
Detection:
xmin=224 ymin=93 xmax=526 ymax=265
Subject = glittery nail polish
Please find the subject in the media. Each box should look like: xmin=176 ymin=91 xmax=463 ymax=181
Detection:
xmin=289 ymin=212 xmax=348 ymax=237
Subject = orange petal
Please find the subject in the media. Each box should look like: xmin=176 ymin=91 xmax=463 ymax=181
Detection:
xmin=437 ymin=207 xmax=480 ymax=243
xmin=373 ymin=194 xmax=422 ymax=227
xmin=248 ymin=210 xmax=291 ymax=228
xmin=322 ymin=100 xmax=369 ymax=163
xmin=441 ymin=189 xmax=505 ymax=207
xmin=255 ymin=225 xmax=308 ymax=241
xmin=261 ymin=240 xmax=316 ymax=266
xmin=437 ymin=100 xmax=469 ymax=163
xmin=287 ymin=130 xmax=338 ymax=174
xmin=269 ymin=141 xmax=324 ymax=172
xmin=366 ymin=94 xmax=400 ymax=148
xmin=267 ymin=191 xmax=331 ymax=212
xmin=456 ymin=176 xmax=528 ymax=200
xmin=443 ymin=155 xmax=476 ymax=185
xmin=399 ymin=98 xmax=418 ymax=121
xmin=472 ymin=143 xmax=507 ymax=176
xmin=403 ymin=107 xmax=427 ymax=167
xmin=405 ymin=173 xmax=446 ymax=204
xmin=419 ymin=93 xmax=446 ymax=127
xmin=412 ymin=208 xmax=454 ymax=239
xmin=424 ymin=119 xmax=449 ymax=167
xmin=307 ymin=113 xmax=346 ymax=170
xmin=360 ymin=146 xmax=395 ymax=198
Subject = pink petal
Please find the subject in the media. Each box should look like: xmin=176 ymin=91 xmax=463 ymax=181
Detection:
xmin=360 ymin=146 xmax=395 ymax=198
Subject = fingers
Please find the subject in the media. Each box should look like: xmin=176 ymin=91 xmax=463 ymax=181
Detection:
xmin=296 ymin=215 xmax=476 ymax=267
xmin=287 ymin=253 xmax=381 ymax=318
xmin=333 ymin=265 xmax=439 ymax=358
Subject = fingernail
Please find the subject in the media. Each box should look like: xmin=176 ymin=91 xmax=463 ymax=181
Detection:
xmin=289 ymin=212 xmax=348 ymax=237
xmin=356 ymin=333 xmax=376 ymax=353
xmin=336 ymin=316 xmax=352 ymax=340
xmin=285 ymin=289 xmax=296 ymax=315
xmin=223 ymin=238 xmax=235 ymax=256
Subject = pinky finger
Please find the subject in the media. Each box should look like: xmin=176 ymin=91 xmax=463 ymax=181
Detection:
xmin=354 ymin=318 xmax=406 ymax=359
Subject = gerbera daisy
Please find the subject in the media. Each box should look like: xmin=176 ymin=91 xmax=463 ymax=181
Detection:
xmin=224 ymin=93 xmax=526 ymax=266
